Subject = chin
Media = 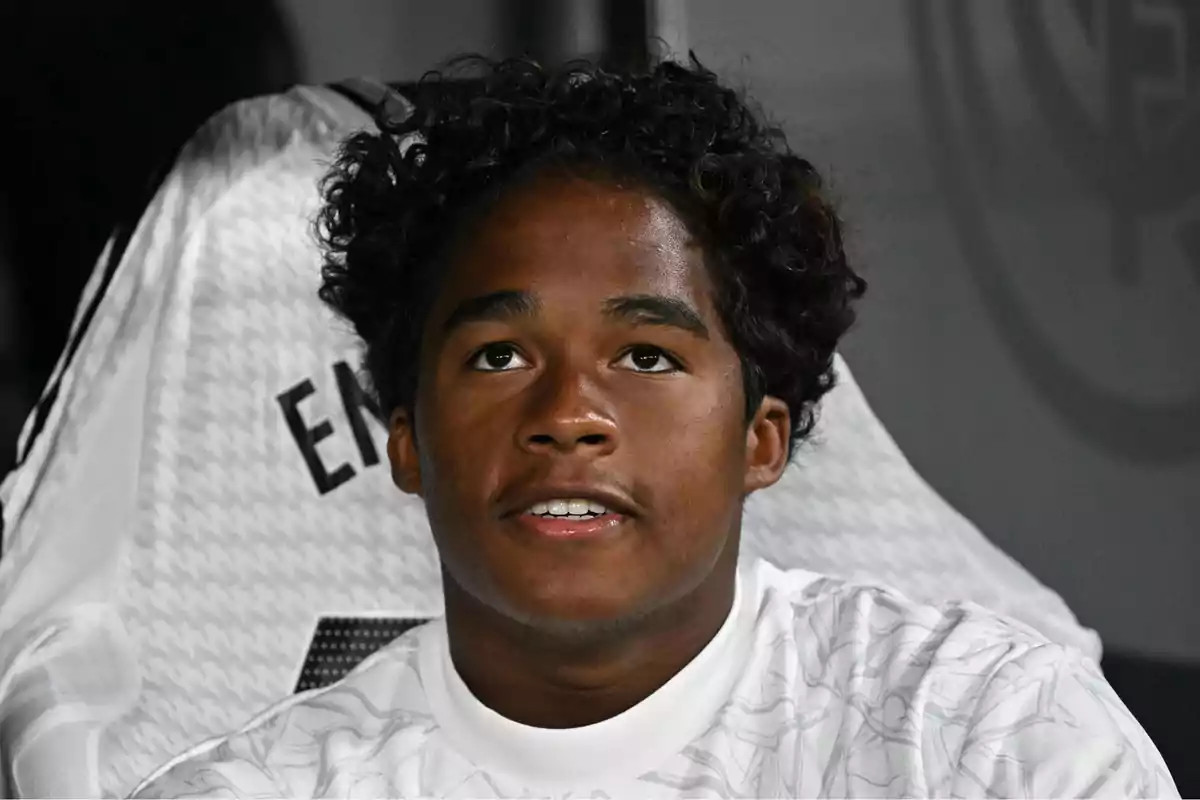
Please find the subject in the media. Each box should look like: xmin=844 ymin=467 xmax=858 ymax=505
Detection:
xmin=508 ymin=605 xmax=652 ymax=645
xmin=497 ymin=588 xmax=655 ymax=641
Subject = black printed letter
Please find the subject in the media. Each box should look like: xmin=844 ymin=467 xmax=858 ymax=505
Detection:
xmin=333 ymin=361 xmax=382 ymax=468
xmin=277 ymin=379 xmax=355 ymax=495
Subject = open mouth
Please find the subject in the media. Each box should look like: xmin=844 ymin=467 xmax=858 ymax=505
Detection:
xmin=525 ymin=499 xmax=611 ymax=520
xmin=516 ymin=498 xmax=626 ymax=539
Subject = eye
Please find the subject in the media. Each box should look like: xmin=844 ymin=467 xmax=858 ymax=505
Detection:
xmin=616 ymin=345 xmax=682 ymax=374
xmin=469 ymin=343 xmax=530 ymax=372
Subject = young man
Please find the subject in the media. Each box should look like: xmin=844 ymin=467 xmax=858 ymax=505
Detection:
xmin=133 ymin=57 xmax=1176 ymax=798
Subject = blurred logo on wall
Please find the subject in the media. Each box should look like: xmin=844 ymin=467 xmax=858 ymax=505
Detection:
xmin=909 ymin=0 xmax=1200 ymax=462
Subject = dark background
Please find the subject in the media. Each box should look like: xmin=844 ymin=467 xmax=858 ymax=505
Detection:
xmin=0 ymin=0 xmax=1194 ymax=793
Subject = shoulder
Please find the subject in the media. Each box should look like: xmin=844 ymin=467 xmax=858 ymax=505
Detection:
xmin=130 ymin=625 xmax=431 ymax=799
xmin=750 ymin=557 xmax=1053 ymax=672
xmin=745 ymin=560 xmax=1178 ymax=797
xmin=948 ymin=641 xmax=1178 ymax=797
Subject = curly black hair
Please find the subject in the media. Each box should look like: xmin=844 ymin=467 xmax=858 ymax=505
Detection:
xmin=317 ymin=55 xmax=866 ymax=456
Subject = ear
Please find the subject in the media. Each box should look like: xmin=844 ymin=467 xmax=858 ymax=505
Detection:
xmin=743 ymin=395 xmax=790 ymax=495
xmin=387 ymin=408 xmax=423 ymax=496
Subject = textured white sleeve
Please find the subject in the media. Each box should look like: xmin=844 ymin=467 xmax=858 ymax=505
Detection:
xmin=129 ymin=735 xmax=290 ymax=800
xmin=0 ymin=287 xmax=156 ymax=798
xmin=948 ymin=644 xmax=1178 ymax=798
xmin=0 ymin=147 xmax=188 ymax=798
xmin=128 ymin=694 xmax=325 ymax=799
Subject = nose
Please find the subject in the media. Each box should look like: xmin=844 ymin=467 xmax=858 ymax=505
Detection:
xmin=516 ymin=367 xmax=619 ymax=457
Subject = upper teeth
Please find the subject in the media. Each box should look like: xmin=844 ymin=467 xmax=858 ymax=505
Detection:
xmin=528 ymin=498 xmax=610 ymax=516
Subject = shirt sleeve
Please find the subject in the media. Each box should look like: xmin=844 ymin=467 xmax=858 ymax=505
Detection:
xmin=949 ymin=643 xmax=1179 ymax=798
xmin=129 ymin=713 xmax=294 ymax=799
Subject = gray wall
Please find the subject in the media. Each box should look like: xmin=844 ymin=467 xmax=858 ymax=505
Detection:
xmin=687 ymin=0 xmax=1200 ymax=664
xmin=280 ymin=0 xmax=1200 ymax=663
xmin=281 ymin=0 xmax=505 ymax=82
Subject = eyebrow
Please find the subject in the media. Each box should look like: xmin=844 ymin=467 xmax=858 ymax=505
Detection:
xmin=442 ymin=290 xmax=540 ymax=335
xmin=440 ymin=290 xmax=710 ymax=340
xmin=603 ymin=294 xmax=710 ymax=339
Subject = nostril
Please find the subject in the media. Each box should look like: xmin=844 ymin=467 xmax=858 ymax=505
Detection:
xmin=522 ymin=431 xmax=611 ymax=451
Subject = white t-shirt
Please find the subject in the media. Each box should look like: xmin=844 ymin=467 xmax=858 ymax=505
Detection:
xmin=131 ymin=558 xmax=1175 ymax=798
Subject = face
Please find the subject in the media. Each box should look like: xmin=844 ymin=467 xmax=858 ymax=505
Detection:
xmin=388 ymin=172 xmax=790 ymax=636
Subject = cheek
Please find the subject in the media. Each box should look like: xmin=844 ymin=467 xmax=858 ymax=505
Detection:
xmin=626 ymin=376 xmax=748 ymax=507
xmin=650 ymin=412 xmax=739 ymax=473
xmin=636 ymin=367 xmax=744 ymax=448
xmin=414 ymin=400 xmax=500 ymax=516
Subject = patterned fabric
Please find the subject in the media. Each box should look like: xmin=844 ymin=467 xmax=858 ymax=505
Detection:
xmin=294 ymin=616 xmax=427 ymax=693
xmin=0 ymin=84 xmax=1102 ymax=798
xmin=132 ymin=559 xmax=1176 ymax=798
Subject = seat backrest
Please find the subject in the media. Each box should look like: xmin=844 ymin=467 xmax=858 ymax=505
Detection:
xmin=0 ymin=84 xmax=1100 ymax=798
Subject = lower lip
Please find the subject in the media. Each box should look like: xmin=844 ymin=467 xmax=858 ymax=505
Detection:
xmin=515 ymin=513 xmax=626 ymax=539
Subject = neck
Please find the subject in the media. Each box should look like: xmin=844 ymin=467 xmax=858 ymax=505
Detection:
xmin=442 ymin=548 xmax=739 ymax=729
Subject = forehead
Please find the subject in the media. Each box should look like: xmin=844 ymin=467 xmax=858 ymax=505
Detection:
xmin=437 ymin=174 xmax=713 ymax=306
